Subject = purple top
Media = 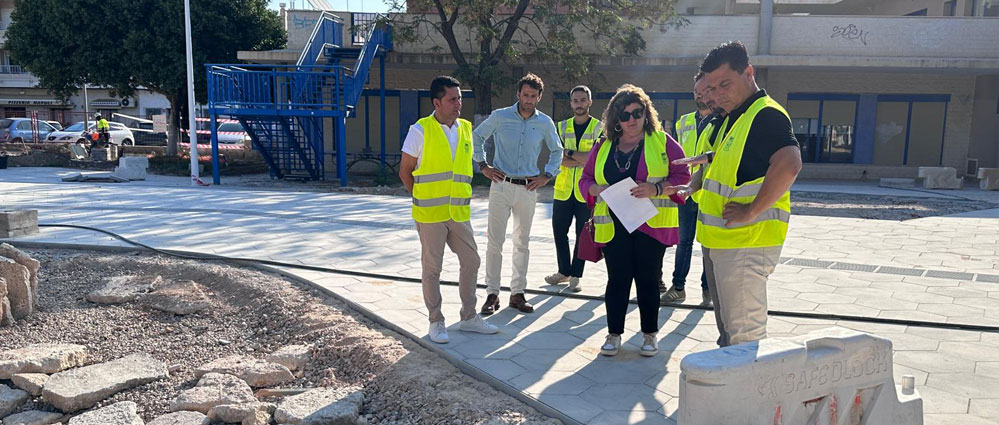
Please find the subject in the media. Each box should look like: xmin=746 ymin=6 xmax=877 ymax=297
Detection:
xmin=578 ymin=133 xmax=691 ymax=246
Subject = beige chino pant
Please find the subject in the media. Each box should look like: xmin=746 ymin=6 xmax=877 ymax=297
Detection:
xmin=415 ymin=219 xmax=480 ymax=323
xmin=703 ymin=245 xmax=783 ymax=347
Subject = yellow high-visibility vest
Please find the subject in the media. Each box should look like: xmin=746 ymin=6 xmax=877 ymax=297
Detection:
xmin=554 ymin=117 xmax=603 ymax=202
xmin=591 ymin=131 xmax=679 ymax=243
xmin=696 ymin=95 xmax=792 ymax=249
xmin=690 ymin=119 xmax=717 ymax=204
xmin=411 ymin=115 xmax=474 ymax=223
xmin=675 ymin=112 xmax=698 ymax=157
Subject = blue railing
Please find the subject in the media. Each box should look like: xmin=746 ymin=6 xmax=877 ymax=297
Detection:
xmin=207 ymin=64 xmax=349 ymax=116
xmin=297 ymin=12 xmax=343 ymax=67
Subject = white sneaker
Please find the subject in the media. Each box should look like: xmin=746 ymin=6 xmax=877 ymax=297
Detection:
xmin=601 ymin=334 xmax=622 ymax=356
xmin=428 ymin=321 xmax=449 ymax=344
xmin=701 ymin=289 xmax=713 ymax=306
xmin=459 ymin=315 xmax=499 ymax=334
xmin=640 ymin=333 xmax=658 ymax=357
xmin=567 ymin=277 xmax=581 ymax=293
xmin=545 ymin=272 xmax=570 ymax=284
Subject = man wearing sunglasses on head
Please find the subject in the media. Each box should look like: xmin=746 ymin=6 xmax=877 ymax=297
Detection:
xmin=473 ymin=73 xmax=564 ymax=315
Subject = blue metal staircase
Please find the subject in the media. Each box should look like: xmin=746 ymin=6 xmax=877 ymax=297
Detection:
xmin=206 ymin=12 xmax=392 ymax=184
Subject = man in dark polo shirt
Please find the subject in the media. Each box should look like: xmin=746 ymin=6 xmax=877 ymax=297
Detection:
xmin=673 ymin=41 xmax=802 ymax=347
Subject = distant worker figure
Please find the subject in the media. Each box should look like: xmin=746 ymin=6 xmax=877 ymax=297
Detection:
xmin=95 ymin=113 xmax=111 ymax=147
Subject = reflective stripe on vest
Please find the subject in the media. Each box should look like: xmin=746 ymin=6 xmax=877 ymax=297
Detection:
xmin=696 ymin=95 xmax=792 ymax=249
xmin=555 ymin=118 xmax=603 ymax=202
xmin=591 ymin=131 xmax=679 ymax=243
xmin=411 ymin=115 xmax=474 ymax=223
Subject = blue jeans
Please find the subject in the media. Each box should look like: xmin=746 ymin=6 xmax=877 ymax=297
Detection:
xmin=672 ymin=199 xmax=708 ymax=291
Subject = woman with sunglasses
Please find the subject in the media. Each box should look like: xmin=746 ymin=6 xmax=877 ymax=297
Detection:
xmin=579 ymin=84 xmax=690 ymax=357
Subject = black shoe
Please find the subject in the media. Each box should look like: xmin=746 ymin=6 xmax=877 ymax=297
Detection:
xmin=658 ymin=279 xmax=668 ymax=293
xmin=480 ymin=293 xmax=500 ymax=315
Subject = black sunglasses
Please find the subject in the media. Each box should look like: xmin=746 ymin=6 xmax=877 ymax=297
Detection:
xmin=617 ymin=108 xmax=645 ymax=123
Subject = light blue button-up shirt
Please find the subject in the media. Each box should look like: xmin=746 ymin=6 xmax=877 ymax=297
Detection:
xmin=473 ymin=103 xmax=563 ymax=178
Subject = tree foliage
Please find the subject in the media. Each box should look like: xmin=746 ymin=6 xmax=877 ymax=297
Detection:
xmin=6 ymin=0 xmax=285 ymax=153
xmin=386 ymin=0 xmax=686 ymax=115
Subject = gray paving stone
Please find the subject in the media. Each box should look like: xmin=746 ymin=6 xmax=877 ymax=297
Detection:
xmin=508 ymin=370 xmax=596 ymax=395
xmin=464 ymin=359 xmax=526 ymax=381
xmin=579 ymin=383 xmax=672 ymax=412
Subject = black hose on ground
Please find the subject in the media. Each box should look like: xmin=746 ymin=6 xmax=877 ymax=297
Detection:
xmin=36 ymin=223 xmax=999 ymax=333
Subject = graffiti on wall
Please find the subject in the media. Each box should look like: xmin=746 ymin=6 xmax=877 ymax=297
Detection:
xmin=831 ymin=24 xmax=870 ymax=46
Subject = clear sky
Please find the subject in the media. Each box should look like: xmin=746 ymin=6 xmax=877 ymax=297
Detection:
xmin=267 ymin=0 xmax=391 ymax=13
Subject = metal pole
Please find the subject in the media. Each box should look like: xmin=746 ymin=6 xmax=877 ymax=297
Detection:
xmin=184 ymin=0 xmax=201 ymax=185
xmin=83 ymin=84 xmax=90 ymax=131
xmin=211 ymin=113 xmax=220 ymax=185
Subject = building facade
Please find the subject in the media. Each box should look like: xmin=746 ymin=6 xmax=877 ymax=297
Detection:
xmin=250 ymin=0 xmax=999 ymax=179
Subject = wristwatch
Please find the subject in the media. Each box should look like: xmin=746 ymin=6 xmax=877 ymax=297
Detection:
xmin=544 ymin=172 xmax=553 ymax=178
xmin=478 ymin=161 xmax=489 ymax=169
xmin=705 ymin=151 xmax=715 ymax=163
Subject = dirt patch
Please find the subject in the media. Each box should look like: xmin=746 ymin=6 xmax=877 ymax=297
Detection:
xmin=0 ymin=249 xmax=559 ymax=425
xmin=791 ymin=191 xmax=997 ymax=220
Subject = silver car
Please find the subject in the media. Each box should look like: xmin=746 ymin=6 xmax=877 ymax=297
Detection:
xmin=216 ymin=122 xmax=251 ymax=145
xmin=46 ymin=121 xmax=136 ymax=145
xmin=0 ymin=118 xmax=58 ymax=143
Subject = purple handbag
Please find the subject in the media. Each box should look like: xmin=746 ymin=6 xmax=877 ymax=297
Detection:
xmin=577 ymin=213 xmax=604 ymax=263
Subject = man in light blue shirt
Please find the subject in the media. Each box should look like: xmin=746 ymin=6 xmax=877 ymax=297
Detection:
xmin=473 ymin=73 xmax=563 ymax=315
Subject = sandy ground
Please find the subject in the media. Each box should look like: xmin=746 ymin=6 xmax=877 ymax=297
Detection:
xmin=0 ymin=249 xmax=560 ymax=425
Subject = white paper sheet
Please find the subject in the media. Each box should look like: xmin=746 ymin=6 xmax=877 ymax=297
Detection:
xmin=599 ymin=177 xmax=658 ymax=233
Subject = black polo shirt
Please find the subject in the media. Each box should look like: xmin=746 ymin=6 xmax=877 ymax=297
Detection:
xmin=712 ymin=90 xmax=799 ymax=186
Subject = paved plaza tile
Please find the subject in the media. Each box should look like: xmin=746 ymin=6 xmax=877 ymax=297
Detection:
xmin=1 ymin=169 xmax=997 ymax=424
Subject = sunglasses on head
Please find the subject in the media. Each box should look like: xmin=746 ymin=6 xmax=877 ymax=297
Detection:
xmin=618 ymin=108 xmax=645 ymax=123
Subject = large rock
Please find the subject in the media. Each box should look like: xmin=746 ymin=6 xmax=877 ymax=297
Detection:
xmin=0 ymin=257 xmax=32 ymax=319
xmin=2 ymin=409 xmax=63 ymax=425
xmin=43 ymin=353 xmax=168 ymax=412
xmin=0 ymin=244 xmax=40 ymax=306
xmin=0 ymin=344 xmax=88 ymax=379
xmin=87 ymin=275 xmax=162 ymax=305
xmin=195 ymin=355 xmax=294 ymax=388
xmin=12 ymin=372 xmax=49 ymax=396
xmin=0 ymin=383 xmax=31 ymax=417
xmin=0 ymin=210 xmax=39 ymax=239
xmin=146 ymin=411 xmax=210 ymax=425
xmin=207 ymin=403 xmax=273 ymax=424
xmin=1 ymin=278 xmax=13 ymax=326
xmin=266 ymin=345 xmax=311 ymax=372
xmin=168 ymin=373 xmax=256 ymax=414
xmin=273 ymin=387 xmax=364 ymax=425
xmin=66 ymin=401 xmax=144 ymax=425
xmin=141 ymin=280 xmax=210 ymax=315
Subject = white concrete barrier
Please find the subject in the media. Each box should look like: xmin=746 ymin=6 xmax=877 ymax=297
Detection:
xmin=977 ymin=168 xmax=999 ymax=191
xmin=113 ymin=156 xmax=149 ymax=181
xmin=678 ymin=328 xmax=922 ymax=425
xmin=917 ymin=167 xmax=963 ymax=190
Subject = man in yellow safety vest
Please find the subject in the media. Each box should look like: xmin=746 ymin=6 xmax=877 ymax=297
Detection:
xmin=672 ymin=41 xmax=803 ymax=347
xmin=545 ymin=85 xmax=603 ymax=293
xmin=399 ymin=76 xmax=499 ymax=344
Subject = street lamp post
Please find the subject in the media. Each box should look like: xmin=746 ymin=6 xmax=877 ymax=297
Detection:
xmin=184 ymin=0 xmax=201 ymax=185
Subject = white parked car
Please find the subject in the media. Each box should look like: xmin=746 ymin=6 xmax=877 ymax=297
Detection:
xmin=46 ymin=121 xmax=136 ymax=145
xmin=216 ymin=122 xmax=251 ymax=145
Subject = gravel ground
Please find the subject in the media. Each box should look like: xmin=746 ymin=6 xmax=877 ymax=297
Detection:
xmin=0 ymin=249 xmax=560 ymax=425
xmin=790 ymin=191 xmax=997 ymax=220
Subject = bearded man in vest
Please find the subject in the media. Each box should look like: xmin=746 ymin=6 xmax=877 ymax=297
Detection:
xmin=545 ymin=85 xmax=603 ymax=293
xmin=672 ymin=41 xmax=802 ymax=347
xmin=399 ymin=76 xmax=499 ymax=344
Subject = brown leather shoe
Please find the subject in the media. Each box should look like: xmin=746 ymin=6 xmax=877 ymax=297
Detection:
xmin=508 ymin=293 xmax=534 ymax=313
xmin=480 ymin=293 xmax=500 ymax=315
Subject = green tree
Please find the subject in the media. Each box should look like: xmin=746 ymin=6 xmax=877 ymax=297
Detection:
xmin=6 ymin=0 xmax=285 ymax=154
xmin=386 ymin=0 xmax=685 ymax=117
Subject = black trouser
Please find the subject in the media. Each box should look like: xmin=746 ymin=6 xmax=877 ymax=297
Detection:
xmin=603 ymin=219 xmax=667 ymax=335
xmin=552 ymin=196 xmax=589 ymax=278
